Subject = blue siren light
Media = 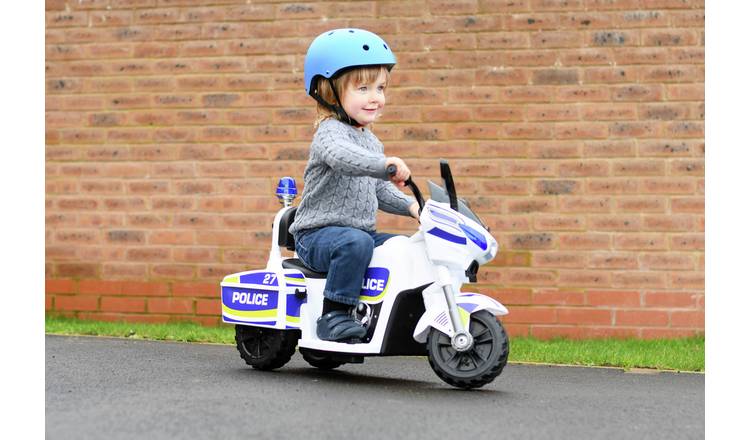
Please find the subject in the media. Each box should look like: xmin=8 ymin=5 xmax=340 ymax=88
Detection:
xmin=276 ymin=177 xmax=298 ymax=207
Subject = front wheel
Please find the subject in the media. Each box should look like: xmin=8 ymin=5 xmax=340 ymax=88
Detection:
xmin=235 ymin=325 xmax=299 ymax=371
xmin=426 ymin=311 xmax=510 ymax=389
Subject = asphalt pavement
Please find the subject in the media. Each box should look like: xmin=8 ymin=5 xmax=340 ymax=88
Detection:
xmin=46 ymin=334 xmax=704 ymax=440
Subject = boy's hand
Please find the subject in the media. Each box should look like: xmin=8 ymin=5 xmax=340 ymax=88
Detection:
xmin=385 ymin=156 xmax=410 ymax=187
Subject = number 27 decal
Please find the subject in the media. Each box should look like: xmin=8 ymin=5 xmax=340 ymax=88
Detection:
xmin=262 ymin=273 xmax=277 ymax=284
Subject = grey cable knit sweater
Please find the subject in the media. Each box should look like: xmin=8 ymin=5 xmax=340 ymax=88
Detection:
xmin=289 ymin=118 xmax=415 ymax=237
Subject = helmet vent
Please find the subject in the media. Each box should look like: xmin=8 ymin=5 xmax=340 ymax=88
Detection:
xmin=362 ymin=44 xmax=369 ymax=51
xmin=383 ymin=44 xmax=388 ymax=50
xmin=348 ymin=30 xmax=354 ymax=33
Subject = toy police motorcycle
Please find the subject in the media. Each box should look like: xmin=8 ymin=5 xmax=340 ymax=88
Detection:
xmin=220 ymin=160 xmax=510 ymax=389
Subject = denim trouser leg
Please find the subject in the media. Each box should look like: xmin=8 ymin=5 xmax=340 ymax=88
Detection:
xmin=295 ymin=226 xmax=399 ymax=306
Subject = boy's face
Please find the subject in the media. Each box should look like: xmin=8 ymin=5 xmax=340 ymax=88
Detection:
xmin=342 ymin=69 xmax=388 ymax=128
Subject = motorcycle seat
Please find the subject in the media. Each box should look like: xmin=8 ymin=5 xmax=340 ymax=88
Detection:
xmin=282 ymin=258 xmax=327 ymax=279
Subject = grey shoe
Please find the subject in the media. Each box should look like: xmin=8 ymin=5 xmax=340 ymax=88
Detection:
xmin=316 ymin=310 xmax=366 ymax=342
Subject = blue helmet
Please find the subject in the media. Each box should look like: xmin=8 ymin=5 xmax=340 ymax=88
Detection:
xmin=304 ymin=28 xmax=396 ymax=97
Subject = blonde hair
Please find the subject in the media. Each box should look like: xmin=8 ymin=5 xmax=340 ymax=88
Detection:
xmin=313 ymin=65 xmax=391 ymax=128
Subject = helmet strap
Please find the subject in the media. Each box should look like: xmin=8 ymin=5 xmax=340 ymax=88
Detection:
xmin=311 ymin=78 xmax=361 ymax=128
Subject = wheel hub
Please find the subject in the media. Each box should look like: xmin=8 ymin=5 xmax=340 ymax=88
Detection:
xmin=451 ymin=330 xmax=474 ymax=352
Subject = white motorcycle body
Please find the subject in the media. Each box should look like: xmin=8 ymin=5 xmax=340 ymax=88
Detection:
xmin=220 ymin=198 xmax=508 ymax=357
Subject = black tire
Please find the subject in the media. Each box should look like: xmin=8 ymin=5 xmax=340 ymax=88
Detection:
xmin=426 ymin=310 xmax=510 ymax=389
xmin=299 ymin=348 xmax=344 ymax=370
xmin=235 ymin=325 xmax=299 ymax=371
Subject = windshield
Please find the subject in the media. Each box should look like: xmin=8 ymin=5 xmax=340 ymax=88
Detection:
xmin=427 ymin=180 xmax=488 ymax=230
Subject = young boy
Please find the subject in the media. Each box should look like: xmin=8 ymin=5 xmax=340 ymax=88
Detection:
xmin=289 ymin=29 xmax=419 ymax=342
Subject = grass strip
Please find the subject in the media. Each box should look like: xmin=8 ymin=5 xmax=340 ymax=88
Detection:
xmin=45 ymin=315 xmax=704 ymax=372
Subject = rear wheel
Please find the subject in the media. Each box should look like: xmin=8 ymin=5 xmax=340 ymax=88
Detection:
xmin=426 ymin=311 xmax=509 ymax=389
xmin=299 ymin=348 xmax=344 ymax=370
xmin=235 ymin=325 xmax=299 ymax=371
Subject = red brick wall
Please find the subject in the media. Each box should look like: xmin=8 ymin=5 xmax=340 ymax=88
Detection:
xmin=45 ymin=0 xmax=704 ymax=338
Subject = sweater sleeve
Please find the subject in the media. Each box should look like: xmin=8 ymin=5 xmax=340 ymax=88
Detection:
xmin=313 ymin=121 xmax=389 ymax=180
xmin=376 ymin=180 xmax=415 ymax=216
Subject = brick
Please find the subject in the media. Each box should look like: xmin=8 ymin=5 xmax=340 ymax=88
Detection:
xmin=642 ymin=29 xmax=700 ymax=46
xmin=196 ymin=299 xmax=221 ymax=315
xmin=643 ymin=215 xmax=694 ymax=232
xmin=46 ymin=279 xmax=78 ymax=294
xmin=612 ymin=159 xmax=664 ymax=176
xmin=614 ymin=48 xmax=669 ymax=65
xmin=529 ymin=143 xmax=581 ymax=160
xmin=559 ymin=233 xmax=611 ymax=250
xmin=670 ymin=311 xmax=704 ymax=328
xmin=535 ymin=179 xmax=581 ymax=195
xmin=100 ymin=297 xmax=146 ymax=313
xmin=558 ymin=161 xmax=610 ymax=177
xmin=506 ymin=13 xmax=561 ymax=30
xmin=558 ymin=270 xmax=611 ymax=287
xmin=559 ymin=196 xmax=612 ymax=213
xmin=588 ymin=252 xmax=639 ymax=269
xmin=148 ymin=298 xmax=194 ymax=314
xmin=151 ymin=264 xmax=195 ymax=279
xmin=614 ymin=234 xmax=668 ymax=251
xmin=120 ymin=281 xmax=170 ymax=296
xmin=581 ymin=104 xmax=637 ymax=121
xmin=102 ymin=263 xmax=148 ymax=279
xmin=531 ymin=31 xmax=583 ymax=48
xmin=670 ymin=234 xmax=704 ymax=251
xmin=587 ymin=290 xmax=641 ymax=307
xmin=533 ymin=215 xmax=586 ymax=231
xmin=669 ymin=272 xmax=704 ymax=289
xmin=615 ymin=310 xmax=669 ymax=327
xmin=587 ymin=179 xmax=639 ymax=194
xmin=79 ymin=280 xmax=123 ymax=295
xmin=614 ymin=10 xmax=669 ymax=27
xmin=173 ymin=282 xmax=219 ymax=298
xmin=613 ymin=85 xmax=664 ymax=101
xmin=55 ymin=295 xmax=99 ymax=312
xmin=612 ymin=272 xmax=666 ymax=288
xmin=590 ymin=30 xmax=639 ymax=46
xmin=506 ymin=269 xmax=558 ymax=286
xmin=641 ymin=178 xmax=695 ymax=194
xmin=558 ymin=308 xmax=612 ymax=325
xmin=503 ymin=306 xmax=558 ymax=324
xmin=644 ymin=292 xmax=697 ymax=308
xmin=56 ymin=263 xmax=100 ymax=278
xmin=532 ymin=289 xmax=585 ymax=305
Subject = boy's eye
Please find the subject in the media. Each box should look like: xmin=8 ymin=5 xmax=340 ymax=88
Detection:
xmin=358 ymin=86 xmax=368 ymax=92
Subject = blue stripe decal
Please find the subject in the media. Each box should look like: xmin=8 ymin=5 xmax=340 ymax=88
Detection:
xmin=430 ymin=207 xmax=459 ymax=224
xmin=427 ymin=227 xmax=467 ymax=245
xmin=458 ymin=302 xmax=479 ymax=313
xmin=459 ymin=224 xmax=488 ymax=250
xmin=286 ymin=293 xmax=304 ymax=318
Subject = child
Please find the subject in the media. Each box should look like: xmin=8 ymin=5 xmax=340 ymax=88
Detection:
xmin=289 ymin=28 xmax=420 ymax=342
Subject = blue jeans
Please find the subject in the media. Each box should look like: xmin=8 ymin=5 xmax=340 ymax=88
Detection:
xmin=295 ymin=226 xmax=398 ymax=306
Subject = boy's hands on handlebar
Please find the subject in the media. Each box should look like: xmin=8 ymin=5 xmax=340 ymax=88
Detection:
xmin=385 ymin=157 xmax=411 ymax=187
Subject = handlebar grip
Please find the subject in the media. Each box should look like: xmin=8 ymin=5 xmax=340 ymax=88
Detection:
xmin=386 ymin=164 xmax=397 ymax=177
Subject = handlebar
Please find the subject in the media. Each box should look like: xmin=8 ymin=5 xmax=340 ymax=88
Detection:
xmin=386 ymin=165 xmax=425 ymax=215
